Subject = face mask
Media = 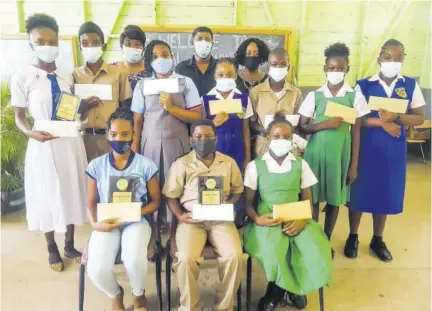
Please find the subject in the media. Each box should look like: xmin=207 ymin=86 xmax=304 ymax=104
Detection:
xmin=194 ymin=40 xmax=212 ymax=59
xmin=326 ymin=72 xmax=345 ymax=85
xmin=82 ymin=47 xmax=103 ymax=64
xmin=244 ymin=56 xmax=261 ymax=71
xmin=123 ymin=47 xmax=143 ymax=64
xmin=34 ymin=46 xmax=59 ymax=63
xmin=151 ymin=58 xmax=173 ymax=75
xmin=269 ymin=67 xmax=288 ymax=82
xmin=215 ymin=78 xmax=236 ymax=93
xmin=108 ymin=140 xmax=132 ymax=154
xmin=380 ymin=62 xmax=403 ymax=79
xmin=270 ymin=139 xmax=292 ymax=157
xmin=191 ymin=139 xmax=216 ymax=158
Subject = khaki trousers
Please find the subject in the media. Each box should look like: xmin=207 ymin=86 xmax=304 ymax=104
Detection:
xmin=174 ymin=221 xmax=243 ymax=311
xmin=83 ymin=134 xmax=111 ymax=162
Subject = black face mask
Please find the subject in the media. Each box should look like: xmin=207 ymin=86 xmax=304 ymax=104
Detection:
xmin=244 ymin=56 xmax=261 ymax=71
xmin=191 ymin=139 xmax=216 ymax=158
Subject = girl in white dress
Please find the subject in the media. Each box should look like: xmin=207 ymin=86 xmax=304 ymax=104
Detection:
xmin=11 ymin=14 xmax=88 ymax=272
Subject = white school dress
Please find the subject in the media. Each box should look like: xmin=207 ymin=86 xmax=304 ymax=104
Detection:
xmin=11 ymin=65 xmax=88 ymax=233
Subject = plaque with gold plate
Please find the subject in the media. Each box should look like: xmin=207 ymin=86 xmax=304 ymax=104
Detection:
xmin=55 ymin=92 xmax=82 ymax=121
xmin=199 ymin=176 xmax=223 ymax=205
xmin=97 ymin=176 xmax=141 ymax=223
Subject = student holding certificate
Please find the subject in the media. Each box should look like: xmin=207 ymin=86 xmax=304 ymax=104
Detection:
xmin=202 ymin=57 xmax=252 ymax=171
xmin=131 ymin=40 xmax=202 ymax=235
xmin=86 ymin=109 xmax=160 ymax=311
xmin=11 ymin=14 xmax=87 ymax=272
xmin=345 ymin=39 xmax=426 ymax=262
xmin=243 ymin=115 xmax=332 ymax=311
xmin=298 ymin=43 xmax=370 ymax=257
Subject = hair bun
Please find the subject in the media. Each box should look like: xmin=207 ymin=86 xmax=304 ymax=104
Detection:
xmin=274 ymin=111 xmax=287 ymax=121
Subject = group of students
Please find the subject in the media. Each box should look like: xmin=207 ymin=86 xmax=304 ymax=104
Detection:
xmin=11 ymin=12 xmax=426 ymax=311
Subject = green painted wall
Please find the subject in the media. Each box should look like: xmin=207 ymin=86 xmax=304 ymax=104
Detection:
xmin=1 ymin=0 xmax=430 ymax=89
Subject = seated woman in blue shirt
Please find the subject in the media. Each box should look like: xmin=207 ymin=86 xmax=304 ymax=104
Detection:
xmin=86 ymin=108 xmax=160 ymax=311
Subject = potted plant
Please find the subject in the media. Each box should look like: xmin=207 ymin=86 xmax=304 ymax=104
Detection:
xmin=1 ymin=81 xmax=27 ymax=214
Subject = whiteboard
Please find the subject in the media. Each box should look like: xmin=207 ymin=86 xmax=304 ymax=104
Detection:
xmin=0 ymin=35 xmax=77 ymax=81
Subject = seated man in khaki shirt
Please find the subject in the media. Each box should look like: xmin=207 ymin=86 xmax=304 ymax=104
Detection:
xmin=249 ymin=48 xmax=303 ymax=157
xmin=73 ymin=22 xmax=132 ymax=161
xmin=163 ymin=119 xmax=244 ymax=311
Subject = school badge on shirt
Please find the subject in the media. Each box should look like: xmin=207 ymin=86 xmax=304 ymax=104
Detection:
xmin=395 ymin=87 xmax=407 ymax=98
xmin=237 ymin=107 xmax=246 ymax=119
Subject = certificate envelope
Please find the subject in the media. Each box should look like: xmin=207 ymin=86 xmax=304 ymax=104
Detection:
xmin=142 ymin=78 xmax=179 ymax=95
xmin=97 ymin=202 xmax=141 ymax=222
xmin=264 ymin=114 xmax=300 ymax=129
xmin=74 ymin=84 xmax=113 ymax=100
xmin=368 ymin=96 xmax=408 ymax=114
xmin=324 ymin=101 xmax=357 ymax=124
xmin=192 ymin=204 xmax=234 ymax=221
xmin=34 ymin=120 xmax=79 ymax=137
xmin=209 ymin=99 xmax=243 ymax=115
xmin=273 ymin=200 xmax=312 ymax=221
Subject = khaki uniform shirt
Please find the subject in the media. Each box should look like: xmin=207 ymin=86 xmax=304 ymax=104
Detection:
xmin=162 ymin=151 xmax=244 ymax=212
xmin=73 ymin=61 xmax=132 ymax=129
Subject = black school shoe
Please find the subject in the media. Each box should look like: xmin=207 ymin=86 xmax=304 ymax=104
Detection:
xmin=370 ymin=237 xmax=393 ymax=262
xmin=281 ymin=291 xmax=308 ymax=309
xmin=258 ymin=283 xmax=284 ymax=311
xmin=344 ymin=234 xmax=359 ymax=258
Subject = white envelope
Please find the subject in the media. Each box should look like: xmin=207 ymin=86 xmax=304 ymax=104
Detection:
xmin=97 ymin=202 xmax=141 ymax=223
xmin=74 ymin=84 xmax=113 ymax=100
xmin=192 ymin=204 xmax=234 ymax=221
xmin=34 ymin=120 xmax=79 ymax=137
xmin=324 ymin=101 xmax=358 ymax=124
xmin=209 ymin=99 xmax=243 ymax=115
xmin=368 ymin=96 xmax=409 ymax=114
xmin=264 ymin=114 xmax=300 ymax=129
xmin=142 ymin=78 xmax=179 ymax=95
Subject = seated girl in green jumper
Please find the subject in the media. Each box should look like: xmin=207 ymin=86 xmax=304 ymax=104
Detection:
xmin=244 ymin=114 xmax=332 ymax=311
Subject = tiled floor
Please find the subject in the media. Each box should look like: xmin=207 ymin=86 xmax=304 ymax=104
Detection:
xmin=1 ymin=159 xmax=431 ymax=311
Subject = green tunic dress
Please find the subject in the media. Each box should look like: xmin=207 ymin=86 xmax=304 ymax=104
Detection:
xmin=244 ymin=156 xmax=332 ymax=295
xmin=303 ymin=91 xmax=354 ymax=206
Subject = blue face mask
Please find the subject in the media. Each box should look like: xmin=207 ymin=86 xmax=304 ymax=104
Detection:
xmin=151 ymin=57 xmax=173 ymax=74
xmin=108 ymin=140 xmax=132 ymax=154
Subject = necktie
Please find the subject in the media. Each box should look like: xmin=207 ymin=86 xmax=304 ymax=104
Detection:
xmin=47 ymin=74 xmax=61 ymax=120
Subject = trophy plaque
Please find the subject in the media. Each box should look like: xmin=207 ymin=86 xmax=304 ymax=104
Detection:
xmin=198 ymin=176 xmax=223 ymax=205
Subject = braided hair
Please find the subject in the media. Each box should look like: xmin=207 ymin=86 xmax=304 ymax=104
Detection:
xmin=380 ymin=39 xmax=405 ymax=56
xmin=215 ymin=57 xmax=238 ymax=70
xmin=143 ymin=40 xmax=172 ymax=76
xmin=107 ymin=108 xmax=134 ymax=130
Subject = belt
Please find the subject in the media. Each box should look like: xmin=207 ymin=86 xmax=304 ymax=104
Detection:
xmin=84 ymin=128 xmax=107 ymax=135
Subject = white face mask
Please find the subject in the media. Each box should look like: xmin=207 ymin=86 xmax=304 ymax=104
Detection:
xmin=123 ymin=47 xmax=143 ymax=64
xmin=326 ymin=72 xmax=345 ymax=85
xmin=269 ymin=139 xmax=293 ymax=157
xmin=34 ymin=46 xmax=59 ymax=63
xmin=82 ymin=47 xmax=103 ymax=64
xmin=194 ymin=40 xmax=213 ymax=59
xmin=269 ymin=67 xmax=288 ymax=82
xmin=215 ymin=78 xmax=237 ymax=93
xmin=380 ymin=62 xmax=403 ymax=79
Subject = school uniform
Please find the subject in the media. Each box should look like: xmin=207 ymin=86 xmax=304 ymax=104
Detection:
xmin=347 ymin=74 xmax=426 ymax=214
xmin=10 ymin=65 xmax=88 ymax=233
xmin=298 ymin=82 xmax=370 ymax=206
xmin=85 ymin=151 xmax=157 ymax=298
xmin=162 ymin=150 xmax=244 ymax=311
xmin=243 ymin=152 xmax=332 ymax=295
xmin=249 ymin=78 xmax=304 ymax=157
xmin=73 ymin=61 xmax=132 ymax=161
xmin=131 ymin=72 xmax=201 ymax=222
xmin=202 ymin=87 xmax=253 ymax=169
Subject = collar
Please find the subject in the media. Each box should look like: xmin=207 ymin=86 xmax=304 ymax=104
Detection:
xmin=368 ymin=73 xmax=405 ymax=82
xmin=188 ymin=55 xmax=216 ymax=68
xmin=261 ymin=78 xmax=294 ymax=92
xmin=108 ymin=151 xmax=136 ymax=171
xmin=84 ymin=60 xmax=109 ymax=75
xmin=30 ymin=65 xmax=67 ymax=81
xmin=262 ymin=151 xmax=297 ymax=162
xmin=190 ymin=150 xmax=224 ymax=165
xmin=316 ymin=81 xmax=354 ymax=97
xmin=207 ymin=87 xmax=242 ymax=100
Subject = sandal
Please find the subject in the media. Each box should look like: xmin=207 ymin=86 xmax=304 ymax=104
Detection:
xmin=64 ymin=240 xmax=82 ymax=264
xmin=48 ymin=243 xmax=64 ymax=272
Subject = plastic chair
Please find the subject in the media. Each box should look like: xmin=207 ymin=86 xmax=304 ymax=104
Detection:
xmin=407 ymin=120 xmax=431 ymax=163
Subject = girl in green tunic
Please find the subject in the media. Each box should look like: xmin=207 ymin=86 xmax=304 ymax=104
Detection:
xmin=298 ymin=43 xmax=369 ymax=252
xmin=244 ymin=114 xmax=332 ymax=311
